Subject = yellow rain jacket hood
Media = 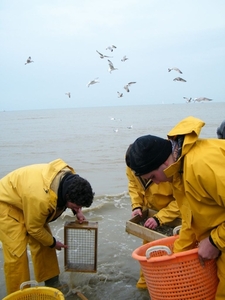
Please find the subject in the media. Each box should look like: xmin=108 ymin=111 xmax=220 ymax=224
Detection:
xmin=164 ymin=116 xmax=225 ymax=252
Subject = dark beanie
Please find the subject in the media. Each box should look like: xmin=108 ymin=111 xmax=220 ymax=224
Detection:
xmin=217 ymin=121 xmax=225 ymax=139
xmin=127 ymin=135 xmax=172 ymax=176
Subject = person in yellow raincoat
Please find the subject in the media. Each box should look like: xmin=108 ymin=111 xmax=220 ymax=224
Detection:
xmin=126 ymin=116 xmax=225 ymax=300
xmin=0 ymin=158 xmax=94 ymax=295
xmin=126 ymin=165 xmax=181 ymax=288
xmin=125 ymin=147 xmax=181 ymax=288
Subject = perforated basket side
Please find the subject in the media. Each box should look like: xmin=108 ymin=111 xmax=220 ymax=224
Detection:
xmin=3 ymin=287 xmax=65 ymax=300
xmin=132 ymin=236 xmax=219 ymax=300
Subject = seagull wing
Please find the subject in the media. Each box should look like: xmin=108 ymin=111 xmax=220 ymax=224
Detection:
xmin=173 ymin=67 xmax=182 ymax=74
xmin=96 ymin=50 xmax=103 ymax=57
xmin=121 ymin=55 xmax=128 ymax=61
xmin=169 ymin=67 xmax=182 ymax=73
xmin=203 ymin=97 xmax=212 ymax=101
xmin=128 ymin=82 xmax=136 ymax=86
xmin=87 ymin=77 xmax=99 ymax=87
xmin=173 ymin=77 xmax=186 ymax=82
xmin=108 ymin=59 xmax=114 ymax=67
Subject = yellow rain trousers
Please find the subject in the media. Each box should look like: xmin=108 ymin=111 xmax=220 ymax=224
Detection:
xmin=0 ymin=159 xmax=75 ymax=294
xmin=164 ymin=116 xmax=225 ymax=300
xmin=126 ymin=166 xmax=181 ymax=288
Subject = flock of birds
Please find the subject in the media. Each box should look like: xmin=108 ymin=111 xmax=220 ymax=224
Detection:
xmin=24 ymin=46 xmax=136 ymax=100
xmin=168 ymin=67 xmax=213 ymax=103
xmin=24 ymin=54 xmax=213 ymax=104
xmin=86 ymin=45 xmax=136 ymax=98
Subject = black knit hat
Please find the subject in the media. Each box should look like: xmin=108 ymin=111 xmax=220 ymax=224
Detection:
xmin=126 ymin=135 xmax=172 ymax=176
xmin=217 ymin=120 xmax=225 ymax=139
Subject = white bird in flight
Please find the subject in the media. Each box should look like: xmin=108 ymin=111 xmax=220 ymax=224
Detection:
xmin=65 ymin=92 xmax=71 ymax=98
xmin=117 ymin=92 xmax=123 ymax=98
xmin=87 ymin=77 xmax=99 ymax=87
xmin=183 ymin=97 xmax=192 ymax=103
xmin=173 ymin=77 xmax=186 ymax=82
xmin=108 ymin=59 xmax=118 ymax=73
xmin=124 ymin=82 xmax=136 ymax=92
xmin=96 ymin=50 xmax=112 ymax=59
xmin=193 ymin=97 xmax=213 ymax=102
xmin=25 ymin=56 xmax=34 ymax=65
xmin=106 ymin=45 xmax=117 ymax=52
xmin=168 ymin=67 xmax=182 ymax=74
xmin=121 ymin=55 xmax=128 ymax=62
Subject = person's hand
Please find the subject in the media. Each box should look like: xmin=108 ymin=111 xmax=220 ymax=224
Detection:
xmin=198 ymin=236 xmax=220 ymax=261
xmin=144 ymin=217 xmax=158 ymax=229
xmin=76 ymin=209 xmax=86 ymax=223
xmin=131 ymin=208 xmax=142 ymax=217
xmin=55 ymin=241 xmax=68 ymax=251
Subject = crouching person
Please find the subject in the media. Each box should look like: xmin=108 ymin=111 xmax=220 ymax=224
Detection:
xmin=0 ymin=158 xmax=94 ymax=295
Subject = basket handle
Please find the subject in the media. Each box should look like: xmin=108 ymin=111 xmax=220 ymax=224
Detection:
xmin=20 ymin=280 xmax=38 ymax=290
xmin=173 ymin=225 xmax=182 ymax=236
xmin=146 ymin=245 xmax=172 ymax=259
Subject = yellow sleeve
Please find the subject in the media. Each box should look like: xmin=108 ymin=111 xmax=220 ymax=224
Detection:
xmin=155 ymin=198 xmax=181 ymax=225
xmin=126 ymin=166 xmax=145 ymax=211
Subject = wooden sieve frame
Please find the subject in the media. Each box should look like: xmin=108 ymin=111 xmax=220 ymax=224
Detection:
xmin=64 ymin=221 xmax=98 ymax=272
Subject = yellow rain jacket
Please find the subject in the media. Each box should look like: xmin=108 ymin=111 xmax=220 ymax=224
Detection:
xmin=165 ymin=116 xmax=225 ymax=300
xmin=126 ymin=166 xmax=181 ymax=225
xmin=0 ymin=158 xmax=75 ymax=294
xmin=127 ymin=166 xmax=181 ymax=289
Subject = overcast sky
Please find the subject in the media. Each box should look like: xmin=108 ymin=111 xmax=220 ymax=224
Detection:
xmin=1 ymin=1 xmax=225 ymax=111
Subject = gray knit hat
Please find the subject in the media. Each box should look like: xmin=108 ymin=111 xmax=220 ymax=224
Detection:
xmin=126 ymin=135 xmax=172 ymax=176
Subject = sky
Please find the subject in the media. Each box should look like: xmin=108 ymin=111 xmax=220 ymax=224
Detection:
xmin=1 ymin=0 xmax=225 ymax=111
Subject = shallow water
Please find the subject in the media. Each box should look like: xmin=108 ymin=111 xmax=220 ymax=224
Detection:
xmin=0 ymin=102 xmax=224 ymax=299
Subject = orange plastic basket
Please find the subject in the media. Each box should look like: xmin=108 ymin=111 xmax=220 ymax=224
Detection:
xmin=132 ymin=235 xmax=219 ymax=300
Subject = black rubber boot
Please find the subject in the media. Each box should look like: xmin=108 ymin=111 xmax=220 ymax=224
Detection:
xmin=45 ymin=275 xmax=60 ymax=287
xmin=45 ymin=275 xmax=69 ymax=295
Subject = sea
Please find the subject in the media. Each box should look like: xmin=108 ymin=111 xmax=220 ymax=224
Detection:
xmin=0 ymin=102 xmax=224 ymax=300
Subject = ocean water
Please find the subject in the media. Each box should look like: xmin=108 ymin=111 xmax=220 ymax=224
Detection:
xmin=0 ymin=102 xmax=224 ymax=299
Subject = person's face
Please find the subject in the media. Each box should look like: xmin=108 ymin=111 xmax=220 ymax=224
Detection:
xmin=67 ymin=201 xmax=82 ymax=213
xmin=140 ymin=163 xmax=170 ymax=184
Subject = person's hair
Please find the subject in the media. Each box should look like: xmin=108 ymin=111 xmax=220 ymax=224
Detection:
xmin=67 ymin=176 xmax=94 ymax=207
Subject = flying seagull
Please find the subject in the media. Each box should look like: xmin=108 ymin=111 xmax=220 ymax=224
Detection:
xmin=65 ymin=92 xmax=71 ymax=98
xmin=193 ymin=97 xmax=213 ymax=102
xmin=173 ymin=77 xmax=186 ymax=82
xmin=87 ymin=77 xmax=99 ymax=87
xmin=25 ymin=56 xmax=34 ymax=65
xmin=96 ymin=50 xmax=112 ymax=59
xmin=183 ymin=97 xmax=192 ymax=103
xmin=117 ymin=92 xmax=123 ymax=98
xmin=168 ymin=67 xmax=182 ymax=74
xmin=108 ymin=59 xmax=118 ymax=73
xmin=124 ymin=82 xmax=136 ymax=92
xmin=106 ymin=45 xmax=117 ymax=52
xmin=121 ymin=55 xmax=128 ymax=62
